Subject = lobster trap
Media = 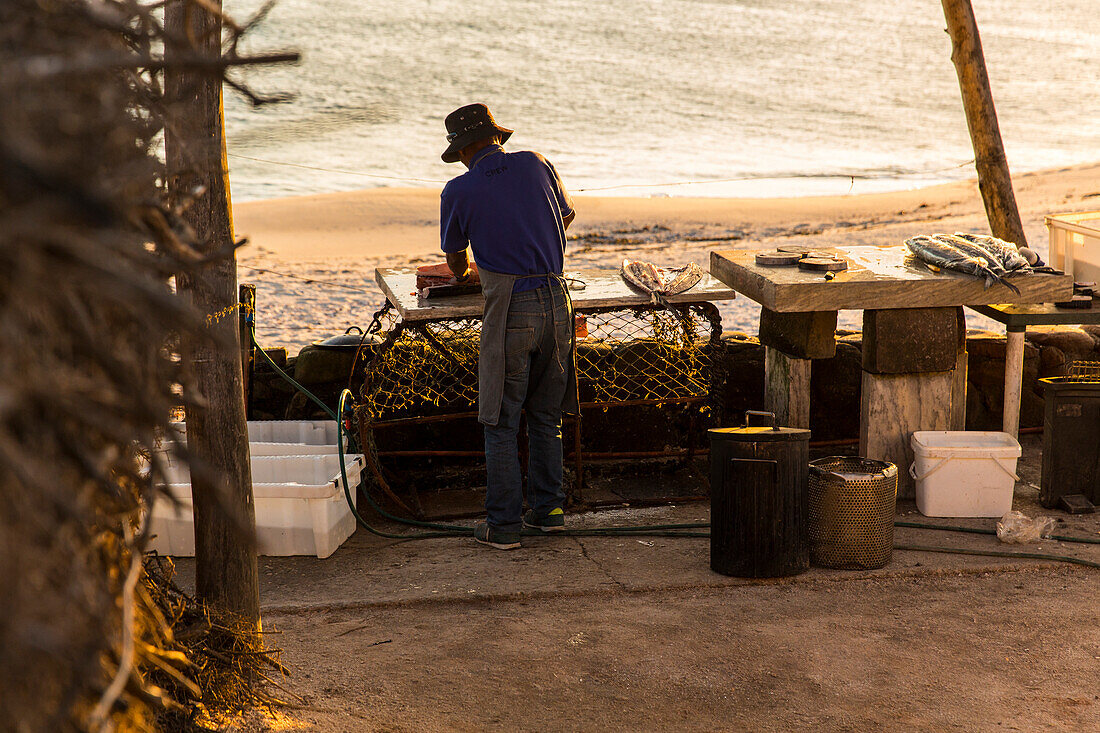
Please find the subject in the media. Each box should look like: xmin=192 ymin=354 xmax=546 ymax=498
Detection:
xmin=352 ymin=299 xmax=725 ymax=516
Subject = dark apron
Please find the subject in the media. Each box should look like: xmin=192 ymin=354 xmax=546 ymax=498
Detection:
xmin=477 ymin=266 xmax=579 ymax=426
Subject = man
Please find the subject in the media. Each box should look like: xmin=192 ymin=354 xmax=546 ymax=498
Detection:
xmin=439 ymin=103 xmax=577 ymax=550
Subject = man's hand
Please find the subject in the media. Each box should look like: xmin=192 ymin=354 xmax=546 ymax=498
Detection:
xmin=447 ymin=249 xmax=471 ymax=282
xmin=563 ymin=210 xmax=575 ymax=231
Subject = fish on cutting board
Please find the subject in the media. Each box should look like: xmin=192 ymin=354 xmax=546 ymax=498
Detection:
xmin=416 ymin=261 xmax=480 ymax=290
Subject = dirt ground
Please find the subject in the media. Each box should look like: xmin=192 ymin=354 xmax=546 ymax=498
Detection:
xmin=261 ymin=570 xmax=1098 ymax=732
xmin=171 ymin=433 xmax=1100 ymax=732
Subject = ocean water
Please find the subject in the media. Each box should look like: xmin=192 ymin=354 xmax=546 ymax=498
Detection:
xmin=224 ymin=0 xmax=1100 ymax=202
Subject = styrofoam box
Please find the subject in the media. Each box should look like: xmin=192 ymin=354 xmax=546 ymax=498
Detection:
xmin=1047 ymin=211 xmax=1100 ymax=285
xmin=910 ymin=431 xmax=1021 ymax=517
xmin=171 ymin=420 xmax=342 ymax=446
xmin=149 ymin=453 xmax=364 ymax=558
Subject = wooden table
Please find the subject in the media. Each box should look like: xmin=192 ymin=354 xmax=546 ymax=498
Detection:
xmin=711 ymin=245 xmax=1072 ymax=496
xmin=376 ymin=267 xmax=737 ymax=322
xmin=966 ymin=302 xmax=1100 ymax=438
xmin=365 ymin=267 xmax=737 ymax=512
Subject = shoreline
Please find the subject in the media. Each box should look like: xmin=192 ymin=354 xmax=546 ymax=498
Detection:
xmin=234 ymin=161 xmax=1100 ymax=353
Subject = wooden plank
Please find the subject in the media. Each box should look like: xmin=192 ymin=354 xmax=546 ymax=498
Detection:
xmin=377 ymin=267 xmax=738 ymax=322
xmin=711 ymin=246 xmax=1072 ymax=313
xmin=966 ymin=303 xmax=1100 ymax=329
xmin=859 ymin=370 xmax=955 ymax=499
xmin=764 ymin=348 xmax=811 ymax=429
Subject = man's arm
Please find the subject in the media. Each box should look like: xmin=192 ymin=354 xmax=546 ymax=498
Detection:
xmin=447 ymin=248 xmax=471 ymax=281
xmin=563 ymin=210 xmax=575 ymax=231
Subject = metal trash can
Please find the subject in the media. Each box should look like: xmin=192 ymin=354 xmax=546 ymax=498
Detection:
xmin=1040 ymin=373 xmax=1100 ymax=508
xmin=709 ymin=411 xmax=810 ymax=578
xmin=808 ymin=457 xmax=897 ymax=570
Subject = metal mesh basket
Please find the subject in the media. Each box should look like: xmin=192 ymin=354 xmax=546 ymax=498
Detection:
xmin=1066 ymin=360 xmax=1100 ymax=382
xmin=808 ymin=457 xmax=897 ymax=570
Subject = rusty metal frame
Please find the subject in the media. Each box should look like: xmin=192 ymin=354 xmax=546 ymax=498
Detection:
xmin=355 ymin=300 xmax=724 ymax=518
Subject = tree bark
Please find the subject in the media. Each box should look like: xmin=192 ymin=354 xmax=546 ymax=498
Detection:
xmin=941 ymin=0 xmax=1028 ymax=247
xmin=164 ymin=1 xmax=260 ymax=629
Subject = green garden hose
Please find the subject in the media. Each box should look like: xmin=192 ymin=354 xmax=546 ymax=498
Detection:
xmin=895 ymin=520 xmax=1100 ymax=546
xmin=893 ymin=543 xmax=1100 ymax=570
xmin=248 ymin=325 xmax=1100 ymax=561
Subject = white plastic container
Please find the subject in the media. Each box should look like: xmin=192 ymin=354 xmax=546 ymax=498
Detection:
xmin=171 ymin=420 xmax=342 ymax=446
xmin=246 ymin=420 xmax=341 ymax=445
xmin=1047 ymin=211 xmax=1100 ymax=284
xmin=149 ymin=453 xmax=364 ymax=558
xmin=247 ymin=441 xmax=339 ymax=456
xmin=910 ymin=431 xmax=1021 ymax=517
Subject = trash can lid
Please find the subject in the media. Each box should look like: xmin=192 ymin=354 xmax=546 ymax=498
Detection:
xmin=708 ymin=426 xmax=811 ymax=442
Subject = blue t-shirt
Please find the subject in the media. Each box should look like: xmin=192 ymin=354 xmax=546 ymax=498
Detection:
xmin=440 ymin=145 xmax=574 ymax=292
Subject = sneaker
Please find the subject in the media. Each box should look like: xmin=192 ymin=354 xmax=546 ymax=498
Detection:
xmin=522 ymin=507 xmax=565 ymax=533
xmin=474 ymin=522 xmax=521 ymax=550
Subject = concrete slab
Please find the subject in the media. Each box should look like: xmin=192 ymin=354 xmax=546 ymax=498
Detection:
xmin=166 ymin=434 xmax=1100 ymax=614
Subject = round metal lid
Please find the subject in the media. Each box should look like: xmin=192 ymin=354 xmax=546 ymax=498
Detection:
xmin=312 ymin=326 xmax=371 ymax=350
xmin=708 ymin=426 xmax=811 ymax=442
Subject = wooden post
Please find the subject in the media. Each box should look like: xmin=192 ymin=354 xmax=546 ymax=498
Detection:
xmin=941 ymin=0 xmax=1028 ymax=247
xmin=764 ymin=347 xmax=811 ymax=429
xmin=164 ymin=1 xmax=260 ymax=629
xmin=950 ymin=307 xmax=968 ymax=431
xmin=860 ymin=370 xmax=954 ymax=498
xmin=1002 ymin=327 xmax=1026 ymax=439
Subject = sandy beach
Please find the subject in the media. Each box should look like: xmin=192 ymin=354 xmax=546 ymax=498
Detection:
xmin=234 ymin=162 xmax=1100 ymax=354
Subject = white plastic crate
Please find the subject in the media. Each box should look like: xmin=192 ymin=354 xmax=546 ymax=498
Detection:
xmin=247 ymin=441 xmax=340 ymax=456
xmin=170 ymin=420 xmax=343 ymax=446
xmin=150 ymin=452 xmax=364 ymax=558
xmin=909 ymin=431 xmax=1021 ymax=518
xmin=1047 ymin=211 xmax=1100 ymax=284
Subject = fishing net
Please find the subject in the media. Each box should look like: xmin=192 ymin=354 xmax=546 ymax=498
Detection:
xmin=352 ymin=300 xmax=723 ymax=509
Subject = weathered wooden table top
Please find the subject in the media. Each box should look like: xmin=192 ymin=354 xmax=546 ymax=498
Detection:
xmin=710 ymin=245 xmax=1074 ymax=313
xmin=376 ymin=267 xmax=737 ymax=322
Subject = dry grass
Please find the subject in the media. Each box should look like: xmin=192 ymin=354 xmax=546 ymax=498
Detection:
xmin=0 ymin=0 xmax=295 ymax=728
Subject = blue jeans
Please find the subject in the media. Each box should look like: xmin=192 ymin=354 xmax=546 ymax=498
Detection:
xmin=483 ymin=283 xmax=571 ymax=532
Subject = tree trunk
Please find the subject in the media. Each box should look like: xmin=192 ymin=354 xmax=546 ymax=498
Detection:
xmin=941 ymin=0 xmax=1028 ymax=247
xmin=164 ymin=1 xmax=260 ymax=630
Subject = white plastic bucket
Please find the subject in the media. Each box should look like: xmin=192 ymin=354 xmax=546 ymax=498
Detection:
xmin=910 ymin=431 xmax=1021 ymax=517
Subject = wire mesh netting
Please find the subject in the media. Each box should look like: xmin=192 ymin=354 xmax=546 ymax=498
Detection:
xmin=357 ymin=302 xmax=722 ymax=423
xmin=351 ymin=300 xmax=723 ymax=507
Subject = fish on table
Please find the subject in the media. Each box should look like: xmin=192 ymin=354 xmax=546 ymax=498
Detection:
xmin=904 ymin=234 xmax=1021 ymax=294
xmin=620 ymin=258 xmax=704 ymax=304
xmin=952 ymin=232 xmax=1032 ymax=273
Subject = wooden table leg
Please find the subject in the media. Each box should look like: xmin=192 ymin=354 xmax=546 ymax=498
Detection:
xmin=764 ymin=346 xmax=811 ymax=429
xmin=951 ymin=341 xmax=968 ymax=431
xmin=860 ymin=370 xmax=954 ymax=498
xmin=1002 ymin=326 xmax=1026 ymax=439
xmin=950 ymin=306 xmax=967 ymax=431
xmin=860 ymin=307 xmax=960 ymax=499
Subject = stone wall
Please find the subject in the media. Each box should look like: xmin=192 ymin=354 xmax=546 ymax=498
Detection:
xmin=248 ymin=326 xmax=1100 ymax=440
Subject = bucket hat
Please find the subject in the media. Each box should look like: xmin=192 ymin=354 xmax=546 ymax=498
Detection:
xmin=441 ymin=103 xmax=513 ymax=163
